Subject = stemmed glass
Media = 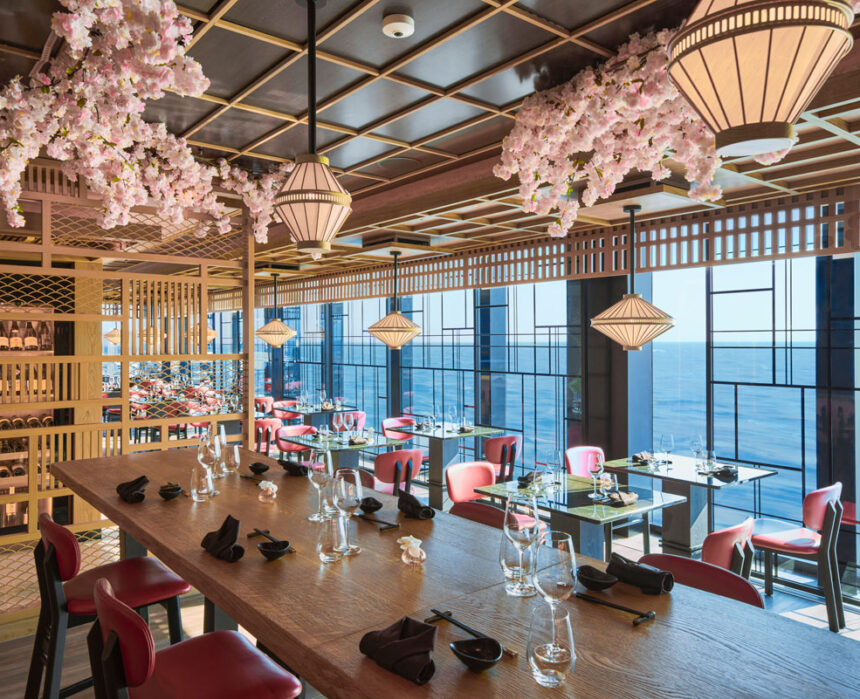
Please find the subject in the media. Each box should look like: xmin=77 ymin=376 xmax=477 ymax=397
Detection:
xmin=503 ymin=496 xmax=541 ymax=597
xmin=690 ymin=434 xmax=705 ymax=471
xmin=332 ymin=413 xmax=344 ymax=440
xmin=344 ymin=412 xmax=355 ymax=439
xmin=196 ymin=434 xmax=218 ymax=497
xmin=318 ymin=388 xmax=327 ymax=408
xmin=587 ymin=453 xmax=604 ymax=500
xmin=661 ymin=433 xmax=675 ymax=464
xmin=446 ymin=406 xmax=458 ymax=432
xmin=527 ymin=606 xmax=575 ymax=688
xmin=533 ymin=531 xmax=576 ymax=659
xmin=307 ymin=449 xmax=333 ymax=522
xmin=333 ymin=468 xmax=362 ymax=556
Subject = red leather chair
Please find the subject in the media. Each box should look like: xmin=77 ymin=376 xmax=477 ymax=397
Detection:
xmin=89 ymin=578 xmax=302 ymax=699
xmin=751 ymin=482 xmax=845 ymax=632
xmin=253 ymin=417 xmax=283 ymax=457
xmin=275 ymin=424 xmax=318 ymax=463
xmin=448 ymin=501 xmax=507 ymax=529
xmin=564 ymin=446 xmax=604 ymax=477
xmin=27 ymin=514 xmax=191 ymax=699
xmin=485 ymin=435 xmax=521 ymax=482
xmin=340 ymin=467 xmax=374 ymax=490
xmin=701 ymin=518 xmax=754 ymax=578
xmin=639 ymin=553 xmax=764 ymax=609
xmin=446 ymin=461 xmax=507 ymax=528
xmin=372 ymin=449 xmax=423 ymax=494
xmin=272 ymin=400 xmax=300 ymax=422
xmin=254 ymin=396 xmax=274 ymax=415
xmin=381 ymin=416 xmax=417 ymax=441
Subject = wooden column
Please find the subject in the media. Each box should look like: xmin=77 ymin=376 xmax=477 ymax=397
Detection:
xmin=243 ymin=216 xmax=255 ymax=447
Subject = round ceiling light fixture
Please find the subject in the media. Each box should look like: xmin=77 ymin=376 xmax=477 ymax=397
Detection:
xmin=382 ymin=13 xmax=414 ymax=39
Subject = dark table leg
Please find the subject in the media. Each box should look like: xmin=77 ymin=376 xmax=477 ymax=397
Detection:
xmin=121 ymin=530 xmax=147 ymax=559
xmin=332 ymin=450 xmax=359 ymax=469
xmin=204 ymin=598 xmax=238 ymax=633
xmin=661 ymin=481 xmax=709 ymax=557
xmin=427 ymin=438 xmax=459 ymax=510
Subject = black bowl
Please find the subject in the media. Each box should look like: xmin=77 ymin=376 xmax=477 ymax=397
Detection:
xmin=577 ymin=564 xmax=618 ymax=591
xmin=249 ymin=462 xmax=270 ymax=475
xmin=450 ymin=637 xmax=503 ymax=673
xmin=158 ymin=485 xmax=182 ymax=501
xmin=257 ymin=541 xmax=290 ymax=561
xmin=359 ymin=497 xmax=383 ymax=514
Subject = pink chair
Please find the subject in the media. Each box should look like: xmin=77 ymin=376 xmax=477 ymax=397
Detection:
xmin=448 ymin=501 xmax=507 ymax=529
xmin=275 ymin=425 xmax=318 ymax=463
xmin=751 ymin=482 xmax=845 ymax=632
xmin=639 ymin=553 xmax=764 ymax=609
xmin=334 ymin=411 xmax=366 ymax=432
xmin=564 ymin=446 xmax=604 ymax=477
xmin=339 ymin=468 xmax=374 ymax=490
xmin=701 ymin=518 xmax=754 ymax=577
xmin=272 ymin=400 xmax=300 ymax=422
xmin=254 ymin=396 xmax=274 ymax=415
xmin=485 ymin=435 xmax=521 ymax=482
xmin=381 ymin=416 xmax=417 ymax=441
xmin=253 ymin=418 xmax=282 ymax=456
xmin=446 ymin=461 xmax=507 ymax=528
xmin=373 ymin=449 xmax=423 ymax=494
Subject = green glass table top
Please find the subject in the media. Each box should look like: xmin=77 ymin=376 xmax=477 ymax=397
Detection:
xmin=604 ymin=455 xmax=776 ymax=489
xmin=279 ymin=433 xmax=407 ymax=452
xmin=396 ymin=423 xmax=503 ymax=441
xmin=288 ymin=404 xmax=359 ymax=416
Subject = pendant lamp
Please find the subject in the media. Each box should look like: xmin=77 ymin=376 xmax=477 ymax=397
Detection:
xmin=368 ymin=251 xmax=421 ymax=350
xmin=273 ymin=0 xmax=352 ymax=254
xmin=104 ymin=326 xmax=121 ymax=345
xmin=190 ymin=324 xmax=217 ymax=345
xmin=590 ymin=205 xmax=674 ymax=350
xmin=668 ymin=1 xmax=854 ymax=157
xmin=255 ymin=273 xmax=297 ymax=348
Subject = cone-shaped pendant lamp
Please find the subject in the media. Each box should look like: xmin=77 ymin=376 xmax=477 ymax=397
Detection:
xmin=368 ymin=251 xmax=421 ymax=350
xmin=273 ymin=0 xmax=351 ymax=253
xmin=104 ymin=326 xmax=121 ymax=345
xmin=590 ymin=205 xmax=674 ymax=350
xmin=668 ymin=1 xmax=854 ymax=157
xmin=256 ymin=274 xmax=297 ymax=348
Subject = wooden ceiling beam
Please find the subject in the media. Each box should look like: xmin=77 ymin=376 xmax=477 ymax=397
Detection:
xmin=185 ymin=0 xmax=241 ymax=49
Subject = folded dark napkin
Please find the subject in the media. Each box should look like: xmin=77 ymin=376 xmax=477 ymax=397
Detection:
xmin=712 ymin=466 xmax=738 ymax=483
xmin=359 ymin=616 xmax=437 ymax=685
xmin=349 ymin=436 xmax=367 ymax=445
xmin=606 ymin=552 xmax=673 ymax=595
xmin=201 ymin=514 xmax=245 ymax=562
xmin=360 ymin=496 xmax=383 ymax=514
xmin=632 ymin=451 xmax=653 ymax=464
xmin=517 ymin=471 xmax=537 ymax=489
xmin=116 ymin=475 xmax=149 ymax=503
xmin=397 ymin=489 xmax=435 ymax=520
xmin=278 ymin=459 xmax=308 ymax=476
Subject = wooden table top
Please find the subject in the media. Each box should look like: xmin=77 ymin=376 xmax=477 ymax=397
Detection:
xmin=605 ymin=455 xmax=777 ymax=489
xmin=476 ymin=476 xmax=687 ymax=525
xmin=53 ymin=449 xmax=859 ymax=699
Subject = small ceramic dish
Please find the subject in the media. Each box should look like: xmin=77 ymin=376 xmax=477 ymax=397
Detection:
xmin=157 ymin=484 xmax=183 ymax=501
xmin=577 ymin=564 xmax=618 ymax=591
xmin=257 ymin=540 xmax=291 ymax=561
xmin=449 ymin=637 xmax=503 ymax=673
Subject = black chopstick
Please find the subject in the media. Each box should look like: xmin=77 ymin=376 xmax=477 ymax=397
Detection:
xmin=575 ymin=592 xmax=656 ymax=625
xmin=357 ymin=513 xmax=400 ymax=530
xmin=426 ymin=609 xmax=518 ymax=657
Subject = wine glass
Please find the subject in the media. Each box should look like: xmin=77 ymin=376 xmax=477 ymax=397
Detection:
xmin=318 ymin=388 xmax=327 ymax=407
xmin=533 ymin=531 xmax=576 ymax=659
xmin=307 ymin=449 xmax=333 ymax=522
xmin=499 ymin=530 xmax=535 ymax=596
xmin=333 ymin=468 xmax=362 ymax=556
xmin=527 ymin=606 xmax=575 ymax=688
xmin=344 ymin=412 xmax=355 ymax=438
xmin=503 ymin=496 xmax=541 ymax=597
xmin=332 ymin=412 xmax=343 ymax=439
xmin=587 ymin=453 xmax=604 ymax=500
xmin=196 ymin=435 xmax=218 ymax=496
xmin=661 ymin=433 xmax=675 ymax=464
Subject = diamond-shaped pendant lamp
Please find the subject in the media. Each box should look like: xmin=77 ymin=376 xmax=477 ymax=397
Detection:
xmin=368 ymin=251 xmax=421 ymax=350
xmin=104 ymin=327 xmax=121 ymax=345
xmin=273 ymin=0 xmax=351 ymax=254
xmin=190 ymin=325 xmax=218 ymax=345
xmin=590 ymin=205 xmax=674 ymax=350
xmin=255 ymin=273 xmax=296 ymax=348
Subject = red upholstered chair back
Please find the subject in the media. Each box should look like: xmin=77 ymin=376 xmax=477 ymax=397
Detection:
xmin=340 ymin=468 xmax=374 ymax=490
xmin=334 ymin=411 xmax=366 ymax=432
xmin=254 ymin=396 xmax=274 ymax=414
xmin=702 ymin=518 xmax=754 ymax=571
xmin=272 ymin=400 xmax=300 ymax=421
xmin=275 ymin=424 xmax=317 ymax=453
xmin=639 ymin=553 xmax=764 ymax=608
xmin=93 ymin=578 xmax=156 ymax=688
xmin=564 ymin=446 xmax=604 ymax=477
xmin=374 ymin=449 xmax=423 ymax=490
xmin=381 ymin=416 xmax=416 ymax=441
xmin=803 ymin=482 xmax=842 ymax=531
xmin=446 ymin=461 xmax=497 ymax=504
xmin=485 ymin=435 xmax=521 ymax=481
xmin=843 ymin=500 xmax=858 ymax=527
xmin=254 ymin=418 xmax=283 ymax=453
xmin=450 ymin=501 xmax=505 ymax=529
xmin=38 ymin=513 xmax=81 ymax=581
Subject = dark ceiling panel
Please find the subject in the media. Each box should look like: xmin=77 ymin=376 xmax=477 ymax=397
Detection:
xmin=371 ymin=98 xmax=485 ymax=143
xmin=254 ymin=123 xmax=342 ymax=159
xmin=178 ymin=0 xmax=222 ymax=13
xmin=395 ymin=12 xmax=552 ymax=90
xmin=321 ymin=0 xmax=486 ymax=70
xmin=516 ymin=0 xmax=632 ymax=32
xmin=320 ymin=79 xmax=429 ymax=131
xmin=583 ymin=0 xmax=698 ymax=49
xmin=192 ymin=109 xmax=287 ymax=150
xmin=244 ymin=55 xmax=363 ymax=116
xmin=459 ymin=42 xmax=597 ymax=107
xmin=188 ymin=26 xmax=290 ymax=99
xmin=224 ymin=0 xmax=357 ymax=45
xmin=0 ymin=0 xmax=58 ymax=50
xmin=325 ymin=137 xmax=398 ymax=170
xmin=424 ymin=115 xmax=513 ymax=156
xmin=229 ymin=154 xmax=290 ymax=175
xmin=356 ymin=151 xmax=447 ymax=180
xmin=335 ymin=174 xmax=370 ymax=192
xmin=143 ymin=93 xmax=219 ymax=134
xmin=0 ymin=53 xmax=36 ymax=87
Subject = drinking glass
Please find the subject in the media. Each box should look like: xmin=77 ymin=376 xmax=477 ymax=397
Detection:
xmin=197 ymin=435 xmax=219 ymax=496
xmin=222 ymin=444 xmax=239 ymax=474
xmin=365 ymin=426 xmax=375 ymax=443
xmin=307 ymin=450 xmax=333 ymax=522
xmin=332 ymin=412 xmax=343 ymax=439
xmin=499 ymin=531 xmax=535 ymax=596
xmin=503 ymin=495 xmax=541 ymax=597
xmin=587 ymin=453 xmax=604 ymax=500
xmin=211 ymin=438 xmax=227 ymax=479
xmin=190 ymin=463 xmax=211 ymax=502
xmin=333 ymin=468 xmax=362 ymax=556
xmin=318 ymin=388 xmax=327 ymax=407
xmin=660 ymin=433 xmax=675 ymax=464
xmin=316 ymin=518 xmax=343 ymax=564
xmin=600 ymin=473 xmax=618 ymax=499
xmin=318 ymin=425 xmax=331 ymax=442
xmin=527 ymin=606 xmax=575 ymax=688
xmin=344 ymin=412 xmax=355 ymax=438
xmin=533 ymin=531 xmax=575 ymax=656
xmin=446 ymin=406 xmax=458 ymax=431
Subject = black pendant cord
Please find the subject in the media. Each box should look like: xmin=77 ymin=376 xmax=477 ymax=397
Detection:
xmin=272 ymin=273 xmax=279 ymax=311
xmin=392 ymin=251 xmax=400 ymax=312
xmin=624 ymin=205 xmax=640 ymax=295
xmin=307 ymin=0 xmax=316 ymax=154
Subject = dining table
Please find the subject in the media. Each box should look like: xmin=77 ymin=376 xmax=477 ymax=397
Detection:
xmin=51 ymin=448 xmax=859 ymax=699
xmin=476 ymin=475 xmax=687 ymax=561
xmin=288 ymin=403 xmax=360 ymax=428
xmin=278 ymin=432 xmax=408 ymax=469
xmin=396 ymin=423 xmax=502 ymax=509
xmin=604 ymin=455 xmax=777 ymax=557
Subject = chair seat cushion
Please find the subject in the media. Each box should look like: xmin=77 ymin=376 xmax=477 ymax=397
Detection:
xmin=751 ymin=518 xmax=821 ymax=555
xmin=130 ymin=631 xmax=302 ymax=699
xmin=64 ymin=557 xmax=191 ymax=617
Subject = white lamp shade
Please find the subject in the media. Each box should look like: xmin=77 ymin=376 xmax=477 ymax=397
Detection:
xmin=590 ymin=294 xmax=674 ymax=351
xmin=273 ymin=154 xmax=352 ymax=253
xmin=368 ymin=311 xmax=422 ymax=350
xmin=255 ymin=318 xmax=297 ymax=348
xmin=104 ymin=327 xmax=121 ymax=345
xmin=668 ymin=0 xmax=854 ymax=156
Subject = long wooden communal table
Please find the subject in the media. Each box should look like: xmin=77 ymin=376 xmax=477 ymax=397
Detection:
xmin=53 ymin=448 xmax=859 ymax=699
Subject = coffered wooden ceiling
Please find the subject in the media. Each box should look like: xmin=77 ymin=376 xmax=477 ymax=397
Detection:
xmin=2 ymin=0 xmax=860 ymax=281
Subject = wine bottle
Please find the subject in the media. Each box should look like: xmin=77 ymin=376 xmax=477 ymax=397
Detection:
xmin=38 ymin=321 xmax=52 ymax=351
xmin=0 ymin=466 xmax=11 ymax=478
xmin=11 ymin=463 xmax=25 ymax=476
xmin=26 ymin=416 xmax=41 ymax=428
xmin=24 ymin=322 xmax=38 ymax=351
xmin=11 ymin=417 xmax=25 ymax=430
xmin=8 ymin=321 xmax=23 ymax=351
xmin=0 ymin=321 xmax=9 ymax=350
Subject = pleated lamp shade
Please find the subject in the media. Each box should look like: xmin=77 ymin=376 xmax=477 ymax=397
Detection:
xmin=190 ymin=325 xmax=217 ymax=344
xmin=668 ymin=0 xmax=854 ymax=156
xmin=590 ymin=294 xmax=675 ymax=351
xmin=273 ymin=154 xmax=352 ymax=254
xmin=255 ymin=318 xmax=296 ymax=348
xmin=367 ymin=311 xmax=422 ymax=350
xmin=104 ymin=327 xmax=121 ymax=345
